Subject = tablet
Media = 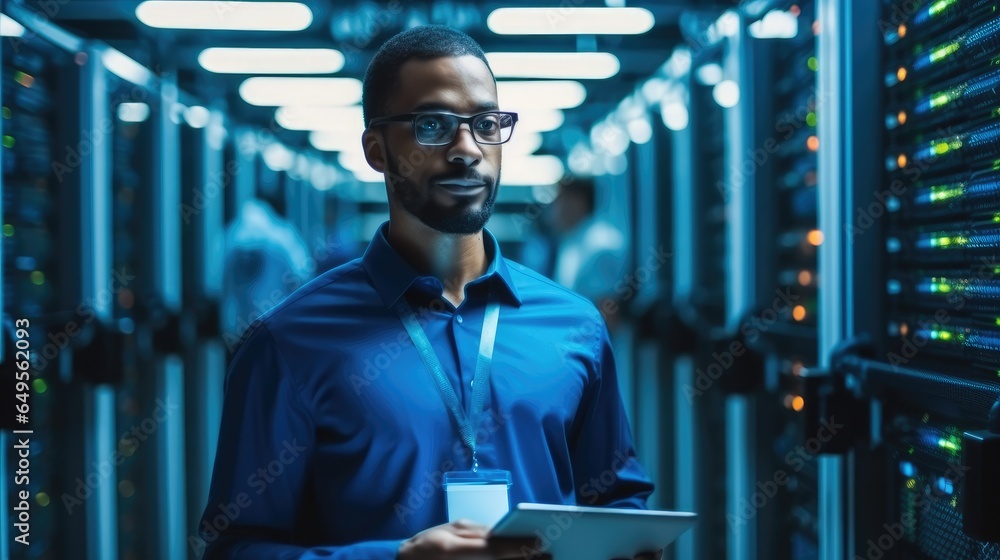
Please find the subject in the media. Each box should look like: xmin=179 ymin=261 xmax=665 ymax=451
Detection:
xmin=489 ymin=503 xmax=697 ymax=559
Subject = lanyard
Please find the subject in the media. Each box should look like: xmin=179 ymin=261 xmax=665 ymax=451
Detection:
xmin=394 ymin=286 xmax=500 ymax=467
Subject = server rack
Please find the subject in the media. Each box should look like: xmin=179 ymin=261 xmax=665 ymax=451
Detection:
xmin=836 ymin=0 xmax=1000 ymax=558
xmin=671 ymin=42 xmax=731 ymax=560
xmin=744 ymin=3 xmax=824 ymax=559
xmin=0 ymin=17 xmax=86 ymax=560
xmin=179 ymin=104 xmax=227 ymax=557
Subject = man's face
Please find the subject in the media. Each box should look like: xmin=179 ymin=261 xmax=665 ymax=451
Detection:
xmin=370 ymin=55 xmax=502 ymax=234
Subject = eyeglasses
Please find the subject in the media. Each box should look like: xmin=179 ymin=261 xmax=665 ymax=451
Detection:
xmin=368 ymin=111 xmax=519 ymax=146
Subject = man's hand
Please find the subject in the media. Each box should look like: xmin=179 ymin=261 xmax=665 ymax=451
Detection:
xmin=397 ymin=519 xmax=541 ymax=560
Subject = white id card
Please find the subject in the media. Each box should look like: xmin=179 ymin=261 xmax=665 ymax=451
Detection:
xmin=443 ymin=469 xmax=512 ymax=527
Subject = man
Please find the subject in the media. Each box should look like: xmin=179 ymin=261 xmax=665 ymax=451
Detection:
xmin=200 ymin=25 xmax=659 ymax=560
xmin=549 ymin=178 xmax=628 ymax=332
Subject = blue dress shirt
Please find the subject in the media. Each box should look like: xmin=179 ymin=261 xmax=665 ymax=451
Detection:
xmin=200 ymin=222 xmax=654 ymax=559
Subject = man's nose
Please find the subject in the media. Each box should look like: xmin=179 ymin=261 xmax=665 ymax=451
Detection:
xmin=446 ymin=123 xmax=483 ymax=167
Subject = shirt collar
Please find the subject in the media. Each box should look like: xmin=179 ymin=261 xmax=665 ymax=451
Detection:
xmin=362 ymin=221 xmax=522 ymax=309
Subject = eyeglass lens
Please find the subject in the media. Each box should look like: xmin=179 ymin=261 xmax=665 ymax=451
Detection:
xmin=413 ymin=113 xmax=514 ymax=145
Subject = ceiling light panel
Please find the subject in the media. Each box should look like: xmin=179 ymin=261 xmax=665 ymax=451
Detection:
xmin=199 ymin=48 xmax=344 ymax=74
xmin=275 ymin=105 xmax=365 ymax=131
xmin=136 ymin=1 xmax=312 ymax=31
xmin=240 ymin=77 xmax=361 ymax=107
xmin=487 ymin=7 xmax=654 ymax=35
xmin=486 ymin=52 xmax=620 ymax=79
xmin=497 ymin=81 xmax=587 ymax=111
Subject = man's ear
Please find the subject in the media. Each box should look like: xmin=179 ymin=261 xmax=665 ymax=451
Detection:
xmin=362 ymin=128 xmax=386 ymax=173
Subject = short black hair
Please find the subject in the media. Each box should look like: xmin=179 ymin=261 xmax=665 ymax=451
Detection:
xmin=362 ymin=25 xmax=494 ymax=127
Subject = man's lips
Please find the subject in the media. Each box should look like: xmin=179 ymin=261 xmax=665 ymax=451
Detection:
xmin=435 ymin=179 xmax=487 ymax=188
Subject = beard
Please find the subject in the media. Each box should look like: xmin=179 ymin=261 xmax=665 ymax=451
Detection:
xmin=384 ymin=145 xmax=500 ymax=235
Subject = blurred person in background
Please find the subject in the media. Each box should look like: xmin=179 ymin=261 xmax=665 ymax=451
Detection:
xmin=221 ymin=199 xmax=314 ymax=352
xmin=201 ymin=25 xmax=658 ymax=560
xmin=550 ymin=177 xmax=628 ymax=333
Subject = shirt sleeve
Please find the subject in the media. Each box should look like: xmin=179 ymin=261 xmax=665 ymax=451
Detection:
xmin=199 ymin=322 xmax=404 ymax=560
xmin=569 ymin=318 xmax=655 ymax=510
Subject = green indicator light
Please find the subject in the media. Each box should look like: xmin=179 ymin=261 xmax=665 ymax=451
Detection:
xmin=2 ymin=224 xmax=14 ymax=237
xmin=30 ymin=271 xmax=44 ymax=286
xmin=929 ymin=184 xmax=964 ymax=202
xmin=806 ymin=112 xmax=817 ymax=127
xmin=934 ymin=139 xmax=963 ymax=155
xmin=929 ymin=92 xmax=956 ymax=109
xmin=33 ymin=379 xmax=47 ymax=394
xmin=807 ymin=57 xmax=819 ymax=71
xmin=2 ymin=135 xmax=14 ymax=148
xmin=930 ymin=42 xmax=961 ymax=63
xmin=995 ymin=317 xmax=1000 ymax=327
xmin=929 ymin=0 xmax=957 ymax=17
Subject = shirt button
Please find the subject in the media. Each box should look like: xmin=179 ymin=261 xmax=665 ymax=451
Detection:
xmin=456 ymin=315 xmax=464 ymax=324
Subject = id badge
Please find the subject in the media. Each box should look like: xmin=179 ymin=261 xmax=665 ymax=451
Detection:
xmin=443 ymin=469 xmax=512 ymax=527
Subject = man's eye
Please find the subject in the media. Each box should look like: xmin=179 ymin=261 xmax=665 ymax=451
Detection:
xmin=476 ymin=118 xmax=499 ymax=131
xmin=417 ymin=115 xmax=448 ymax=131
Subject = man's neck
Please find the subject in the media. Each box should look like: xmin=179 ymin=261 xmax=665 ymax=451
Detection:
xmin=387 ymin=218 xmax=489 ymax=307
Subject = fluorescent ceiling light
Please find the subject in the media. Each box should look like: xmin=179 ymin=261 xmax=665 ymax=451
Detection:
xmin=338 ymin=150 xmax=369 ymax=172
xmin=184 ymin=105 xmax=211 ymax=128
xmin=135 ymin=1 xmax=312 ymax=31
xmin=199 ymin=48 xmax=344 ymax=74
xmin=262 ymin=143 xmax=294 ymax=171
xmin=664 ymin=48 xmax=691 ymax=78
xmin=485 ymin=52 xmax=620 ymax=79
xmin=309 ymin=130 xmax=364 ymax=152
xmin=275 ymin=105 xmax=365 ymax=131
xmin=117 ymin=103 xmax=150 ymax=123
xmin=626 ymin=116 xmax=652 ymax=144
xmin=749 ymin=10 xmax=798 ymax=39
xmin=350 ymin=166 xmax=386 ymax=184
xmin=503 ymin=131 xmax=543 ymax=155
xmin=713 ymin=80 xmax=741 ymax=108
xmin=661 ymin=102 xmax=689 ymax=131
xmin=591 ymin=120 xmax=629 ymax=156
xmin=513 ymin=109 xmax=564 ymax=133
xmin=487 ymin=7 xmax=653 ymax=35
xmin=1 ymin=14 xmax=25 ymax=37
xmin=695 ymin=63 xmax=724 ymax=86
xmin=240 ymin=77 xmax=361 ymax=107
xmin=102 ymin=48 xmax=155 ymax=87
xmin=497 ymin=81 xmax=586 ymax=110
xmin=501 ymin=155 xmax=565 ymax=186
